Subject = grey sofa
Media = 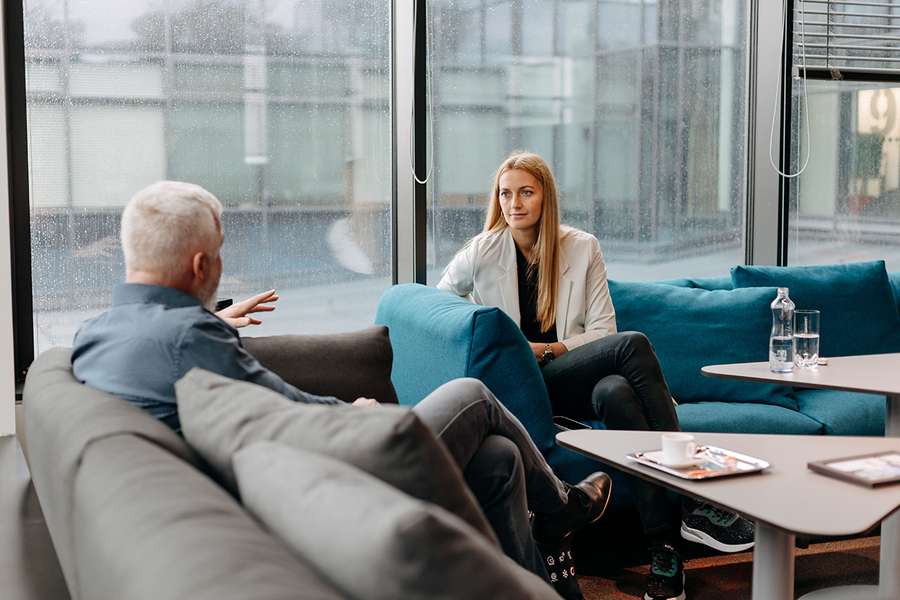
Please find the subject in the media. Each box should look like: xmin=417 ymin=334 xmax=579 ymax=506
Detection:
xmin=23 ymin=346 xmax=343 ymax=600
xmin=21 ymin=328 xmax=554 ymax=600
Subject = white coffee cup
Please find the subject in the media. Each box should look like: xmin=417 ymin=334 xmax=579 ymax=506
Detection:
xmin=661 ymin=432 xmax=697 ymax=466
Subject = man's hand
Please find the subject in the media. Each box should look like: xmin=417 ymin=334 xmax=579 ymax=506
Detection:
xmin=352 ymin=397 xmax=379 ymax=408
xmin=529 ymin=342 xmax=545 ymax=361
xmin=216 ymin=289 xmax=279 ymax=328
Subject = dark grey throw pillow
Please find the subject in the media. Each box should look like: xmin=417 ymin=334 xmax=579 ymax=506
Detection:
xmin=175 ymin=368 xmax=496 ymax=543
xmin=234 ymin=443 xmax=558 ymax=600
xmin=242 ymin=326 xmax=398 ymax=404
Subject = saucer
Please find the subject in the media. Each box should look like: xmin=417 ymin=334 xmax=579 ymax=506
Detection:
xmin=660 ymin=456 xmax=706 ymax=469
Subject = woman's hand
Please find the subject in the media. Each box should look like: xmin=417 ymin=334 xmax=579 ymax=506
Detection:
xmin=216 ymin=289 xmax=279 ymax=328
xmin=528 ymin=341 xmax=569 ymax=363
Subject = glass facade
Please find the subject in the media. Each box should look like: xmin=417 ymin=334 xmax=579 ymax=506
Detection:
xmin=24 ymin=0 xmax=392 ymax=353
xmin=24 ymin=0 xmax=834 ymax=358
xmin=426 ymin=0 xmax=750 ymax=282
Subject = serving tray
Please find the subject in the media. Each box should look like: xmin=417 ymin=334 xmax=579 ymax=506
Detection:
xmin=627 ymin=445 xmax=770 ymax=480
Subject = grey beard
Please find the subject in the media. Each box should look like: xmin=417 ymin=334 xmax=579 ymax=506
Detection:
xmin=199 ymin=285 xmax=219 ymax=312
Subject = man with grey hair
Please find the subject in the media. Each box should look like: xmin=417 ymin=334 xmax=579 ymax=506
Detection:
xmin=118 ymin=180 xmax=278 ymax=326
xmin=72 ymin=181 xmax=611 ymax=600
xmin=73 ymin=180 xmax=339 ymax=430
xmin=119 ymin=180 xmax=224 ymax=312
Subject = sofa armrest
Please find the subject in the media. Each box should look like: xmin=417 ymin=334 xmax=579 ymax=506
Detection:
xmin=242 ymin=326 xmax=398 ymax=405
xmin=376 ymin=284 xmax=556 ymax=450
xmin=23 ymin=348 xmax=203 ymax=597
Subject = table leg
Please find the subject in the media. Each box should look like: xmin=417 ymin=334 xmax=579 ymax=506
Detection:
xmin=880 ymin=511 xmax=900 ymax=600
xmin=881 ymin=394 xmax=900 ymax=599
xmin=887 ymin=394 xmax=900 ymax=438
xmin=799 ymin=395 xmax=900 ymax=600
xmin=753 ymin=523 xmax=795 ymax=600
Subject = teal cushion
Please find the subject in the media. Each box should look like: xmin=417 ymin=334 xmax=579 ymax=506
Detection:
xmin=654 ymin=278 xmax=694 ymax=288
xmin=376 ymin=284 xmax=556 ymax=450
xmin=794 ymin=389 xmax=885 ymax=436
xmin=731 ymin=261 xmax=900 ymax=357
xmin=686 ymin=276 xmax=733 ymax=291
xmin=654 ymin=276 xmax=732 ymax=290
xmin=609 ymin=280 xmax=796 ymax=409
xmin=676 ymin=402 xmax=823 ymax=434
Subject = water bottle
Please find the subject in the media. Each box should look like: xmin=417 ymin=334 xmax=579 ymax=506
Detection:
xmin=769 ymin=287 xmax=795 ymax=373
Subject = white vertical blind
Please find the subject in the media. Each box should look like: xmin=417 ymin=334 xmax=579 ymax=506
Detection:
xmin=794 ymin=0 xmax=900 ymax=76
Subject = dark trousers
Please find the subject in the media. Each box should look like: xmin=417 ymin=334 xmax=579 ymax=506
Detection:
xmin=541 ymin=331 xmax=681 ymax=540
xmin=412 ymin=378 xmax=569 ymax=582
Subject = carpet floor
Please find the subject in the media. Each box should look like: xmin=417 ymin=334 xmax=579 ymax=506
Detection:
xmin=578 ymin=536 xmax=880 ymax=599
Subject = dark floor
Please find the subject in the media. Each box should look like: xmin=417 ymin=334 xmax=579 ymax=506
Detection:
xmin=0 ymin=433 xmax=69 ymax=600
xmin=0 ymin=420 xmax=882 ymax=600
xmin=579 ymin=536 xmax=880 ymax=599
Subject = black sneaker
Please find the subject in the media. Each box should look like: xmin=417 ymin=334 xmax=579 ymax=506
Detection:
xmin=645 ymin=544 xmax=685 ymax=600
xmin=535 ymin=536 xmax=585 ymax=600
xmin=680 ymin=503 xmax=754 ymax=552
xmin=532 ymin=472 xmax=612 ymax=543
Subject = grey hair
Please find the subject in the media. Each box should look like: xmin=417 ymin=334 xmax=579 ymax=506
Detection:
xmin=121 ymin=181 xmax=223 ymax=280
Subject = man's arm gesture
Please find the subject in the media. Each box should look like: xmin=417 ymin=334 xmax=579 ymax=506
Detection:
xmin=216 ymin=289 xmax=279 ymax=328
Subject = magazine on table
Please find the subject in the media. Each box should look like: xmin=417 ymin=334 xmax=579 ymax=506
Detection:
xmin=627 ymin=445 xmax=770 ymax=480
xmin=808 ymin=452 xmax=900 ymax=488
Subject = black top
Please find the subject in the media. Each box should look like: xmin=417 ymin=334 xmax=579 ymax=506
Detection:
xmin=515 ymin=245 xmax=557 ymax=344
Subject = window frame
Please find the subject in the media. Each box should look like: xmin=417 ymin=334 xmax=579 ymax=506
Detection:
xmin=748 ymin=0 xmax=796 ymax=267
xmin=3 ymin=0 xmax=33 ymax=386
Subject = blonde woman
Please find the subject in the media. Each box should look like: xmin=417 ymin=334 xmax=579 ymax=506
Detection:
xmin=438 ymin=152 xmax=753 ymax=600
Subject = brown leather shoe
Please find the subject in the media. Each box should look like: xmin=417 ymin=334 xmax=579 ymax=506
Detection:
xmin=572 ymin=471 xmax=613 ymax=527
xmin=533 ymin=471 xmax=612 ymax=543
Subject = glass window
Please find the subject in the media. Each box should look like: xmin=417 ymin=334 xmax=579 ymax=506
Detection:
xmin=788 ymin=81 xmax=900 ymax=269
xmin=788 ymin=0 xmax=900 ymax=269
xmin=427 ymin=0 xmax=749 ymax=283
xmin=24 ymin=0 xmax=392 ymax=354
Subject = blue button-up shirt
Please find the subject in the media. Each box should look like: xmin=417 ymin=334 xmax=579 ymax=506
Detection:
xmin=72 ymin=283 xmax=339 ymax=431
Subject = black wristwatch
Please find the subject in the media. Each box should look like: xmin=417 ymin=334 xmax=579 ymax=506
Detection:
xmin=539 ymin=344 xmax=555 ymax=366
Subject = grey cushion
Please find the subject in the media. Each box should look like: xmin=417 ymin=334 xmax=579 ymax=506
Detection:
xmin=74 ymin=436 xmax=343 ymax=600
xmin=176 ymin=368 xmax=496 ymax=543
xmin=234 ymin=442 xmax=558 ymax=600
xmin=22 ymin=348 xmax=203 ymax=598
xmin=243 ymin=326 xmax=398 ymax=404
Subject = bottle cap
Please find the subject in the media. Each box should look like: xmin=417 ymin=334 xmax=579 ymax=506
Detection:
xmin=777 ymin=287 xmax=789 ymax=295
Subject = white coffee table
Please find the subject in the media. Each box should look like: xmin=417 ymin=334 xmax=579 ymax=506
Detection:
xmin=557 ymin=430 xmax=900 ymax=600
xmin=702 ymin=353 xmax=900 ymax=599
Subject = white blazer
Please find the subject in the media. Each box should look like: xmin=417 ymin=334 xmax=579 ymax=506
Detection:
xmin=437 ymin=226 xmax=617 ymax=350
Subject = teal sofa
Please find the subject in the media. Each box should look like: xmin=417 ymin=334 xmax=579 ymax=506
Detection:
xmin=375 ymin=261 xmax=900 ymax=485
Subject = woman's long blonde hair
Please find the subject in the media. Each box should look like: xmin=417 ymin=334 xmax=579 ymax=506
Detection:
xmin=484 ymin=151 xmax=561 ymax=333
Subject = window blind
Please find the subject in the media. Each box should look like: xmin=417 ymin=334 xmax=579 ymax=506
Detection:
xmin=794 ymin=0 xmax=900 ymax=78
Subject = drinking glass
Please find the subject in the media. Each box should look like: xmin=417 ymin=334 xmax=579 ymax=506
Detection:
xmin=793 ymin=309 xmax=820 ymax=368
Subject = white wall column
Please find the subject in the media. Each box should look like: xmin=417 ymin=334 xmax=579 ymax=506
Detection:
xmin=393 ymin=0 xmax=416 ymax=284
xmin=747 ymin=0 xmax=788 ymax=266
xmin=0 ymin=8 xmax=18 ymax=437
xmin=717 ymin=0 xmax=737 ymax=213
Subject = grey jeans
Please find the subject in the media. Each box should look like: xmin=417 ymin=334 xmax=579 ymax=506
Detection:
xmin=412 ymin=378 xmax=568 ymax=579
